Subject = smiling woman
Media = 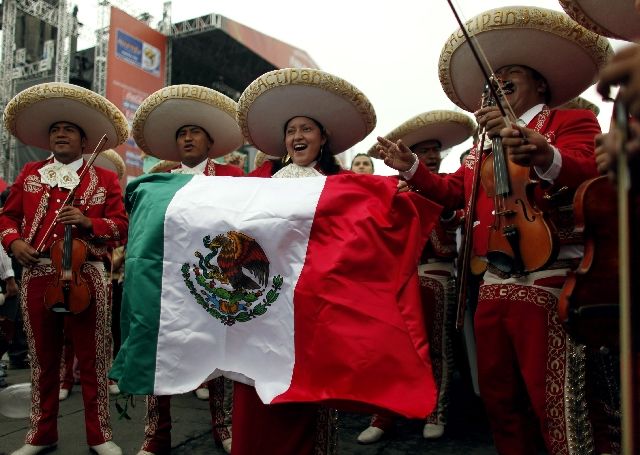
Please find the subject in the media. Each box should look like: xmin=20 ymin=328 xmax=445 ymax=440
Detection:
xmin=234 ymin=67 xmax=377 ymax=454
xmin=239 ymin=67 xmax=376 ymax=179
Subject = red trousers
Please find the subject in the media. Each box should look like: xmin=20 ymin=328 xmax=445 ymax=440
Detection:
xmin=232 ymin=382 xmax=320 ymax=455
xmin=475 ymin=269 xmax=591 ymax=455
xmin=22 ymin=262 xmax=112 ymax=446
xmin=141 ymin=377 xmax=231 ymax=454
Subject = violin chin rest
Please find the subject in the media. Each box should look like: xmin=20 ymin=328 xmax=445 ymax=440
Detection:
xmin=486 ymin=251 xmax=515 ymax=274
xmin=50 ymin=304 xmax=71 ymax=313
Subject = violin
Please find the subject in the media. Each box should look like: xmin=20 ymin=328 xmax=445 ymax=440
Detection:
xmin=43 ymin=201 xmax=91 ymax=314
xmin=479 ymin=80 xmax=557 ymax=274
xmin=557 ymin=175 xmax=619 ymax=347
xmin=37 ymin=134 xmax=108 ymax=314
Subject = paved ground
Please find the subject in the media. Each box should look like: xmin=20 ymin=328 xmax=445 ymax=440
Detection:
xmin=1 ymin=362 xmax=497 ymax=455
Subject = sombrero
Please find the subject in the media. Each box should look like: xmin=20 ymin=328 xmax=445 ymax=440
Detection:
xmin=3 ymin=82 xmax=128 ymax=150
xmin=132 ymin=85 xmax=243 ymax=161
xmin=237 ymin=68 xmax=376 ymax=156
xmin=85 ymin=149 xmax=126 ymax=179
xmin=559 ymin=0 xmax=640 ymax=42
xmin=147 ymin=159 xmax=180 ymax=174
xmin=253 ymin=151 xmax=280 ymax=169
xmin=368 ymin=110 xmax=476 ymax=158
xmin=438 ymin=6 xmax=613 ymax=111
xmin=558 ymin=97 xmax=601 ymax=116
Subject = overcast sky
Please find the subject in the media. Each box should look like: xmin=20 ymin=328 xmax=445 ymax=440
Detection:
xmin=76 ymin=0 xmax=629 ymax=174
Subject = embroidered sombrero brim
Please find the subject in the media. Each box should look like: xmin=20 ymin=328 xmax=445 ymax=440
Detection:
xmin=558 ymin=97 xmax=600 ymax=116
xmin=439 ymin=6 xmax=613 ymax=111
xmin=368 ymin=110 xmax=476 ymax=159
xmin=84 ymin=149 xmax=126 ymax=179
xmin=132 ymin=85 xmax=243 ymax=161
xmin=253 ymin=151 xmax=280 ymax=169
xmin=237 ymin=68 xmax=376 ymax=156
xmin=3 ymin=82 xmax=128 ymax=151
xmin=148 ymin=159 xmax=180 ymax=174
xmin=559 ymin=0 xmax=640 ymax=42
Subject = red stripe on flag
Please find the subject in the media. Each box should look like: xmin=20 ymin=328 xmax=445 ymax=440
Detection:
xmin=272 ymin=174 xmax=442 ymax=418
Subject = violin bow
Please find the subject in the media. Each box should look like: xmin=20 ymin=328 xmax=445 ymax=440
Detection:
xmin=445 ymin=0 xmax=519 ymax=328
xmin=445 ymin=0 xmax=522 ymax=127
xmin=35 ymin=134 xmax=109 ymax=253
xmin=614 ymin=99 xmax=636 ymax=455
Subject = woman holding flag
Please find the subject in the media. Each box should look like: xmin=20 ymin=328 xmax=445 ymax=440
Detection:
xmin=234 ymin=67 xmax=376 ymax=454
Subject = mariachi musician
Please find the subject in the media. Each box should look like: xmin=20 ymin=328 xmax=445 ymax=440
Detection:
xmin=127 ymin=84 xmax=244 ymax=455
xmin=560 ymin=1 xmax=640 ymax=452
xmin=378 ymin=6 xmax=611 ymax=455
xmin=0 ymin=83 xmax=129 ymax=455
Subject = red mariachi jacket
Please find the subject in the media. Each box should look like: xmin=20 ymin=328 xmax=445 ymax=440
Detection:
xmin=407 ymin=108 xmax=601 ymax=257
xmin=0 ymin=159 xmax=128 ymax=260
xmin=168 ymin=158 xmax=244 ymax=177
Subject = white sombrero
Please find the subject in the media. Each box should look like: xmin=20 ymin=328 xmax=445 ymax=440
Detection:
xmin=559 ymin=97 xmax=601 ymax=116
xmin=439 ymin=6 xmax=613 ymax=111
xmin=132 ymin=85 xmax=243 ymax=161
xmin=237 ymin=68 xmax=376 ymax=156
xmin=559 ymin=0 xmax=640 ymax=42
xmin=85 ymin=149 xmax=126 ymax=179
xmin=3 ymin=82 xmax=128 ymax=150
xmin=369 ymin=110 xmax=476 ymax=158
xmin=148 ymin=159 xmax=180 ymax=174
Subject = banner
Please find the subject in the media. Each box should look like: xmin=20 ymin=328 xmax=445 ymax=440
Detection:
xmin=106 ymin=7 xmax=167 ymax=183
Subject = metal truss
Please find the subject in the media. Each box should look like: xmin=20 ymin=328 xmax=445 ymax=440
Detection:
xmin=92 ymin=0 xmax=110 ymax=96
xmin=171 ymin=13 xmax=222 ymax=38
xmin=0 ymin=0 xmax=78 ymax=180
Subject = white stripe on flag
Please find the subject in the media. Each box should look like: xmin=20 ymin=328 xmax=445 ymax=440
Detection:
xmin=155 ymin=175 xmax=326 ymax=400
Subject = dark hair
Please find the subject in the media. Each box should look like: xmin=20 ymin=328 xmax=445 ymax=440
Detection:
xmin=49 ymin=121 xmax=86 ymax=139
xmin=277 ymin=117 xmax=341 ymax=176
xmin=350 ymin=153 xmax=374 ymax=172
xmin=175 ymin=125 xmax=213 ymax=142
xmin=410 ymin=140 xmax=442 ymax=153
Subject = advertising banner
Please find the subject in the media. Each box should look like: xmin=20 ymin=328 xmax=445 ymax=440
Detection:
xmin=107 ymin=7 xmax=167 ymax=183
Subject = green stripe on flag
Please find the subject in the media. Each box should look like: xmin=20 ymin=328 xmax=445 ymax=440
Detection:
xmin=110 ymin=173 xmax=193 ymax=393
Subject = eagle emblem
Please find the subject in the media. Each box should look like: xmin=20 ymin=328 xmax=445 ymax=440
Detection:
xmin=182 ymin=231 xmax=283 ymax=325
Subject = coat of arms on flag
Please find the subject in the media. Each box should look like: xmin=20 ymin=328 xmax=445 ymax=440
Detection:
xmin=182 ymin=230 xmax=284 ymax=326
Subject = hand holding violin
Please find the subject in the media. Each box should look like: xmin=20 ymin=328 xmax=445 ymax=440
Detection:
xmin=10 ymin=239 xmax=39 ymax=267
xmin=57 ymin=206 xmax=92 ymax=230
xmin=474 ymin=106 xmax=504 ymax=138
xmin=500 ymin=124 xmax=554 ymax=170
xmin=377 ymin=137 xmax=415 ymax=172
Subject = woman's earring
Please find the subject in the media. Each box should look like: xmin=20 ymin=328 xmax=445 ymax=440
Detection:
xmin=283 ymin=154 xmax=291 ymax=164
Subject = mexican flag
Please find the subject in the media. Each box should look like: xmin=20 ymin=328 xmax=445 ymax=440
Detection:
xmin=111 ymin=172 xmax=442 ymax=418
